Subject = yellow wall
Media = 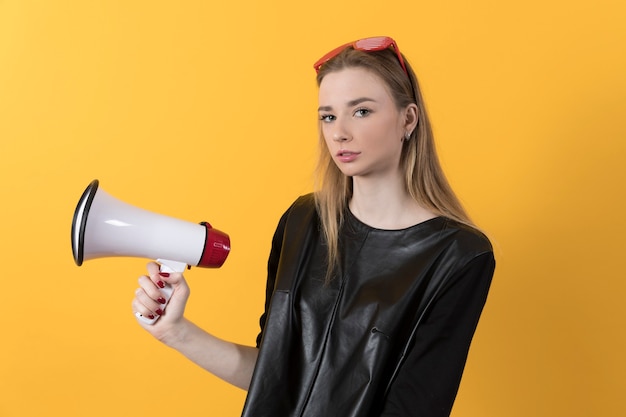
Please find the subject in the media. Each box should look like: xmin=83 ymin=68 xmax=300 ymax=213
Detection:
xmin=1 ymin=1 xmax=624 ymax=416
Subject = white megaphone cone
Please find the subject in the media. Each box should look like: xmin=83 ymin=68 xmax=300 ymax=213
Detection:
xmin=71 ymin=179 xmax=230 ymax=324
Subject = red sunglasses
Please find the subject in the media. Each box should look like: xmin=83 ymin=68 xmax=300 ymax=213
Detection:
xmin=313 ymin=36 xmax=408 ymax=76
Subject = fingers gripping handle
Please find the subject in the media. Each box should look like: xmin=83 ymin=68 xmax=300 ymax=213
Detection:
xmin=135 ymin=259 xmax=187 ymax=325
xmin=135 ymin=283 xmax=174 ymax=325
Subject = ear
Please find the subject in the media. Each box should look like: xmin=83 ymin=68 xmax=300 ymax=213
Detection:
xmin=402 ymin=103 xmax=419 ymax=134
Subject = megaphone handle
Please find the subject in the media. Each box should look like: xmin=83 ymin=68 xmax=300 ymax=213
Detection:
xmin=135 ymin=259 xmax=187 ymax=325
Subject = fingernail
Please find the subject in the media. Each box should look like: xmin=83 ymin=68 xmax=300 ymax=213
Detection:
xmin=148 ymin=314 xmax=155 ymax=320
xmin=158 ymin=297 xmax=166 ymax=304
xmin=155 ymin=308 xmax=164 ymax=316
xmin=157 ymin=281 xmax=165 ymax=288
xmin=159 ymin=272 xmax=170 ymax=278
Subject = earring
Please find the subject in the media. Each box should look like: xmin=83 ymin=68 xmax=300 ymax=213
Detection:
xmin=404 ymin=131 xmax=411 ymax=141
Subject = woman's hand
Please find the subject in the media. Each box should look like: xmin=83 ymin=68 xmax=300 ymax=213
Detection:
xmin=131 ymin=261 xmax=190 ymax=345
xmin=130 ymin=261 xmax=259 ymax=389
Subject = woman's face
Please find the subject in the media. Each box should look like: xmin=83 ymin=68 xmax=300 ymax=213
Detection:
xmin=318 ymin=67 xmax=414 ymax=180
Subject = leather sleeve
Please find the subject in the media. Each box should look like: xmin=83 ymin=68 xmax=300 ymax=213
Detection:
xmin=379 ymin=252 xmax=495 ymax=417
xmin=255 ymin=208 xmax=290 ymax=348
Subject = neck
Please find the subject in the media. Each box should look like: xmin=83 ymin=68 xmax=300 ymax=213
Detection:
xmin=349 ymin=173 xmax=436 ymax=230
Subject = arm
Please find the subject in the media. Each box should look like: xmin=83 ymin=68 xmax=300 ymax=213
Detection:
xmin=380 ymin=252 xmax=496 ymax=417
xmin=131 ymin=203 xmax=292 ymax=390
xmin=132 ymin=262 xmax=258 ymax=390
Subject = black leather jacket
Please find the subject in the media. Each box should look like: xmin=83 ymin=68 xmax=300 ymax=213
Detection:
xmin=241 ymin=195 xmax=495 ymax=417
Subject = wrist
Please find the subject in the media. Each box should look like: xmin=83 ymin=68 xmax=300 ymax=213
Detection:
xmin=157 ymin=317 xmax=192 ymax=349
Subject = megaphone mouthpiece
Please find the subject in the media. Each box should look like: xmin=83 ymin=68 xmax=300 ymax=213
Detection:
xmin=198 ymin=222 xmax=231 ymax=268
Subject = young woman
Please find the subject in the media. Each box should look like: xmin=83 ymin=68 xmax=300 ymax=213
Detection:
xmin=132 ymin=36 xmax=495 ymax=416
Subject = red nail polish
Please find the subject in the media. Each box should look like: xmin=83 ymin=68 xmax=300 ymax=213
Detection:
xmin=159 ymin=272 xmax=170 ymax=278
xmin=157 ymin=281 xmax=165 ymax=288
xmin=155 ymin=308 xmax=164 ymax=316
xmin=148 ymin=314 xmax=155 ymax=320
xmin=158 ymin=297 xmax=166 ymax=304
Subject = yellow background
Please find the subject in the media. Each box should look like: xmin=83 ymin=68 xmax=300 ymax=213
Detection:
xmin=1 ymin=1 xmax=625 ymax=416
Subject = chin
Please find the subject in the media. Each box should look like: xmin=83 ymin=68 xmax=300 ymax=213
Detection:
xmin=337 ymin=168 xmax=359 ymax=177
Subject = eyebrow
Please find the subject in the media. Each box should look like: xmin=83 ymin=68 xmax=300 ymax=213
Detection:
xmin=317 ymin=97 xmax=376 ymax=112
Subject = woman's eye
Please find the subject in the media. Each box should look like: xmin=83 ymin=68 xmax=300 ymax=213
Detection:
xmin=354 ymin=108 xmax=370 ymax=117
xmin=319 ymin=114 xmax=335 ymax=123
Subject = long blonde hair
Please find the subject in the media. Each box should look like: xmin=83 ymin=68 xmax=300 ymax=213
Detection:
xmin=314 ymin=47 xmax=474 ymax=277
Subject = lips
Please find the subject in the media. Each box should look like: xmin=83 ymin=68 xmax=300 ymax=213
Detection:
xmin=336 ymin=150 xmax=361 ymax=163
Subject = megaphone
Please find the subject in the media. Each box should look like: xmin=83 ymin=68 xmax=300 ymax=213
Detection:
xmin=71 ymin=179 xmax=230 ymax=324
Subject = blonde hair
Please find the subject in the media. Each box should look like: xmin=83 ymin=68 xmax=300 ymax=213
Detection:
xmin=314 ymin=47 xmax=475 ymax=278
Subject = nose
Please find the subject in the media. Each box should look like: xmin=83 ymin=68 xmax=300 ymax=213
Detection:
xmin=333 ymin=132 xmax=348 ymax=142
xmin=331 ymin=120 xmax=351 ymax=142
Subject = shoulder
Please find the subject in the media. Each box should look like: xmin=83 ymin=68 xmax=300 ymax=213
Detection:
xmin=273 ymin=193 xmax=317 ymax=236
xmin=432 ymin=219 xmax=496 ymax=294
xmin=281 ymin=193 xmax=317 ymax=222
xmin=438 ymin=218 xmax=493 ymax=261
xmin=289 ymin=193 xmax=316 ymax=211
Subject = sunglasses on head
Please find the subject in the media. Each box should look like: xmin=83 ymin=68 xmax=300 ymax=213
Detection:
xmin=313 ymin=36 xmax=408 ymax=76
